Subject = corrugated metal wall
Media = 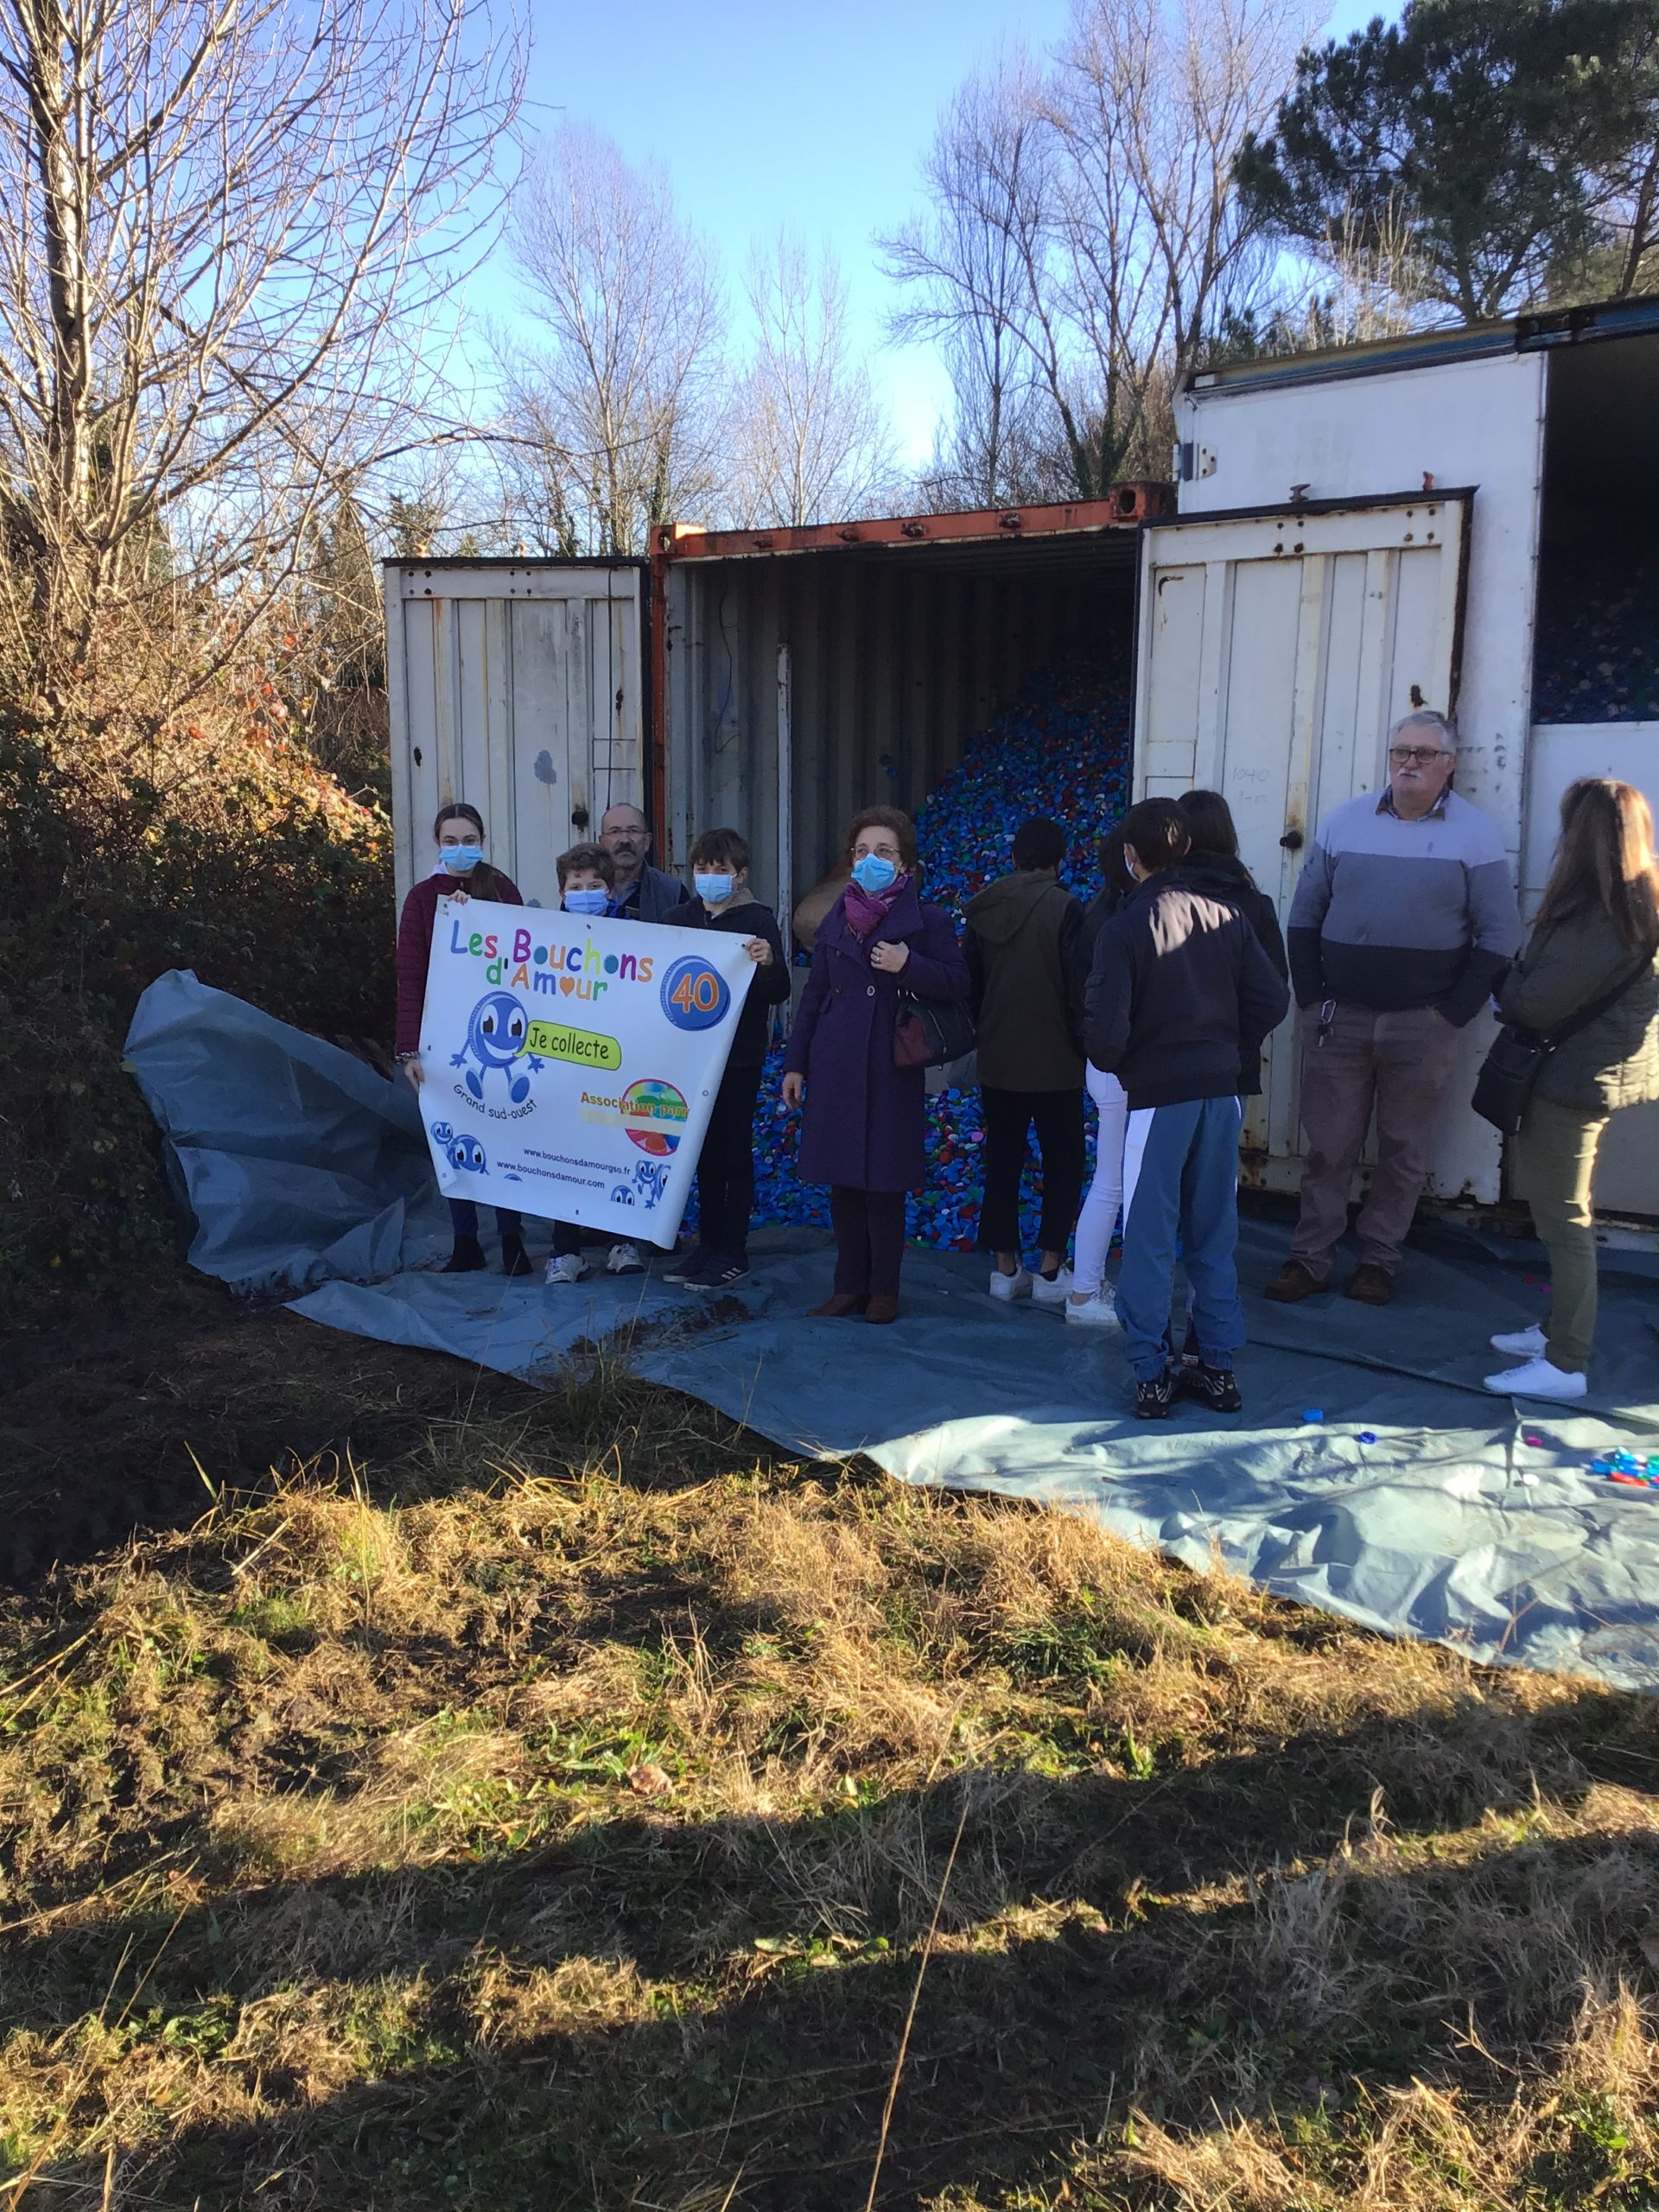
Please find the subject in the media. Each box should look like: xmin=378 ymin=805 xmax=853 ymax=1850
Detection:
xmin=664 ymin=542 xmax=1136 ymax=919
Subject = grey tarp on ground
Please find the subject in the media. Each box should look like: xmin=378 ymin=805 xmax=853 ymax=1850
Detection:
xmin=126 ymin=972 xmax=1659 ymax=1691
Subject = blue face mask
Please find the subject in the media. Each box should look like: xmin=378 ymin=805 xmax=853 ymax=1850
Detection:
xmin=695 ymin=871 xmax=734 ymax=905
xmin=440 ymin=842 xmax=482 ymax=874
xmin=851 ymin=852 xmax=899 ymax=895
xmin=563 ymin=887 xmax=607 ymax=916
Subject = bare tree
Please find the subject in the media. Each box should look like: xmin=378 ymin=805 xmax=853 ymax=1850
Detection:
xmin=500 ymin=125 xmax=726 ymax=554
xmin=727 ymin=236 xmax=894 ymax=527
xmin=880 ymin=57 xmax=1090 ymax=504
xmin=0 ymin=0 xmax=521 ymax=706
xmin=884 ymin=3 xmax=1317 ymax=501
xmin=1047 ymin=0 xmax=1321 ymax=472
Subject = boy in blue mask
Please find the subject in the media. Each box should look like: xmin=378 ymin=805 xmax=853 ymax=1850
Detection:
xmin=544 ymin=843 xmax=644 ymax=1285
xmin=663 ymin=827 xmax=790 ymax=1290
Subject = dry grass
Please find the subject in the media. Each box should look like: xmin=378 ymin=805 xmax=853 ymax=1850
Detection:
xmin=2 ymin=1307 xmax=1658 ymax=2209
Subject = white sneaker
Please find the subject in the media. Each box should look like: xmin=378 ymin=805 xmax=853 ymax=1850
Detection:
xmin=544 ymin=1253 xmax=588 ymax=1287
xmin=607 ymin=1241 xmax=645 ymax=1274
xmin=1483 ymin=1356 xmax=1587 ymax=1401
xmin=989 ymin=1265 xmax=1033 ymax=1301
xmin=1065 ymin=1289 xmax=1120 ymax=1331
xmin=1031 ymin=1267 xmax=1075 ymax=1306
xmin=1491 ymin=1324 xmax=1547 ymax=1358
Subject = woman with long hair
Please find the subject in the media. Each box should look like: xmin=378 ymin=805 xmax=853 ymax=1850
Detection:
xmin=395 ymin=802 xmax=533 ymax=1277
xmin=1177 ymin=789 xmax=1289 ymax=1096
xmin=781 ymin=806 xmax=969 ymax=1322
xmin=1484 ymin=778 xmax=1659 ymax=1398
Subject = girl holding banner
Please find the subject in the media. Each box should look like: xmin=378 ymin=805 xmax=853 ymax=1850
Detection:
xmin=394 ymin=804 xmax=534 ymax=1277
xmin=782 ymin=807 xmax=969 ymax=1323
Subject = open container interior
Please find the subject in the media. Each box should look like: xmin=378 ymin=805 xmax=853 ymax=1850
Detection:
xmin=662 ymin=525 xmax=1141 ymax=927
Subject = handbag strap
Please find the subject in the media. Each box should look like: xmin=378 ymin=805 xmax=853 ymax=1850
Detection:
xmin=1539 ymin=950 xmax=1654 ymax=1052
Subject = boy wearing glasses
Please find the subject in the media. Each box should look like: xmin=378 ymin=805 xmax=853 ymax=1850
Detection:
xmin=1266 ymin=710 xmax=1521 ymax=1307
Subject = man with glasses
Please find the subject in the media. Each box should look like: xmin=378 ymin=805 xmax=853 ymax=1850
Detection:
xmin=598 ymin=802 xmax=689 ymax=922
xmin=1266 ymin=710 xmax=1521 ymax=1306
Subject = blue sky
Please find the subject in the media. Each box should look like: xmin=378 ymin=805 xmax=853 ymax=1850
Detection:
xmin=506 ymin=0 xmax=1394 ymax=467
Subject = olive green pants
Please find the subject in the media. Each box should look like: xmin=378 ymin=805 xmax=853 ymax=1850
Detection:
xmin=1513 ymin=1093 xmax=1611 ymax=1375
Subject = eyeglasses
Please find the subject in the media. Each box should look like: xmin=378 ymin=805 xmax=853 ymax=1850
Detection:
xmin=1389 ymin=746 xmax=1451 ymax=766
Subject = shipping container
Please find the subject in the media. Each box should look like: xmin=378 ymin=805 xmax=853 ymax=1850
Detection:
xmin=384 ymin=291 xmax=1659 ymax=1230
xmin=1168 ymin=291 xmax=1659 ymax=1220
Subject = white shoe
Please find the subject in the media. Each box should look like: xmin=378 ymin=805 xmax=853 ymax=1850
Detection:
xmin=607 ymin=1241 xmax=645 ymax=1274
xmin=988 ymin=1265 xmax=1033 ymax=1302
xmin=544 ymin=1253 xmax=588 ymax=1286
xmin=1031 ymin=1266 xmax=1075 ymax=1306
xmin=1483 ymin=1356 xmax=1586 ymax=1401
xmin=1491 ymin=1324 xmax=1547 ymax=1358
xmin=1065 ymin=1289 xmax=1120 ymax=1330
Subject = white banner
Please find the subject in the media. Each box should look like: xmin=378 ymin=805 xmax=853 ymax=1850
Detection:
xmin=416 ymin=897 xmax=755 ymax=1247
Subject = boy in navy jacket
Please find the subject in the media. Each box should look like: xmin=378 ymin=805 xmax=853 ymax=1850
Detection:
xmin=1085 ymin=798 xmax=1290 ymax=1418
xmin=665 ymin=828 xmax=791 ymax=1288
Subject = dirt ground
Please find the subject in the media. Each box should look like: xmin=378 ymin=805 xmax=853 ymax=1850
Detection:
xmin=1 ymin=1281 xmax=550 ymax=1580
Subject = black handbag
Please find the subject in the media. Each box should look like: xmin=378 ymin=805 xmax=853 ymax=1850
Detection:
xmin=893 ymin=988 xmax=976 ymax=1070
xmin=1471 ymin=957 xmax=1651 ymax=1135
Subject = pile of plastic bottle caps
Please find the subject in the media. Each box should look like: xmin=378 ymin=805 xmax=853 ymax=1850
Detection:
xmin=1593 ymin=1448 xmax=1659 ymax=1491
xmin=746 ymin=652 xmax=1134 ymax=1252
xmin=1532 ymin=551 xmax=1659 ymax=723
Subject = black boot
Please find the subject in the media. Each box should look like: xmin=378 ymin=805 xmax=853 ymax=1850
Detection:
xmin=442 ymin=1236 xmax=486 ymax=1274
xmin=500 ymin=1234 xmax=534 ymax=1279
xmin=1135 ymin=1365 xmax=1176 ymax=1421
xmin=1179 ymin=1360 xmax=1243 ymax=1414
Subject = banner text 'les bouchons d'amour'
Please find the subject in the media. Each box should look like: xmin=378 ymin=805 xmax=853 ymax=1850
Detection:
xmin=417 ymin=898 xmax=755 ymax=1246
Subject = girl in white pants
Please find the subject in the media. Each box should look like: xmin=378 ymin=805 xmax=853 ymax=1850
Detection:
xmin=1068 ymin=1060 xmax=1127 ymax=1325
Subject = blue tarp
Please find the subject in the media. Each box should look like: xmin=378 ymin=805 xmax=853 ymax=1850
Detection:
xmin=127 ymin=972 xmax=1659 ymax=1692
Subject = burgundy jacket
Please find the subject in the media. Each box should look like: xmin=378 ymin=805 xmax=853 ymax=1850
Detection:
xmin=395 ymin=868 xmax=523 ymax=1055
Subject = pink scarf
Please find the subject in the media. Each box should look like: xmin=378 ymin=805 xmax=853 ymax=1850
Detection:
xmin=842 ymin=872 xmax=911 ymax=941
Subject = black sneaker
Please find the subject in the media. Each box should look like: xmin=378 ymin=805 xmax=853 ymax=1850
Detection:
xmin=1179 ymin=1360 xmax=1243 ymax=1414
xmin=695 ymin=1254 xmax=750 ymax=1291
xmin=663 ymin=1243 xmax=713 ymax=1286
xmin=1135 ymin=1365 xmax=1176 ymax=1421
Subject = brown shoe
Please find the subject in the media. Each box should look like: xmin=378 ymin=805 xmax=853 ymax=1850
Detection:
xmin=1345 ymin=1262 xmax=1393 ymax=1306
xmin=864 ymin=1294 xmax=899 ymax=1325
xmin=809 ymin=1293 xmax=867 ymax=1318
xmin=1263 ymin=1259 xmax=1323 ymax=1303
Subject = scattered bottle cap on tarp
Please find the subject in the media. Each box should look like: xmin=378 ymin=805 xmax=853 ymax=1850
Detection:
xmin=1302 ymin=1408 xmax=1325 ymax=1424
xmin=1358 ymin=1430 xmax=1377 ymax=1445
xmin=1523 ymin=1433 xmax=1545 ymax=1447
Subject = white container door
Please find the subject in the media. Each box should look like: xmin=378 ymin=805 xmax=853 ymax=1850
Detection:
xmin=1134 ymin=493 xmax=1471 ymax=1191
xmin=386 ymin=562 xmax=645 ymax=912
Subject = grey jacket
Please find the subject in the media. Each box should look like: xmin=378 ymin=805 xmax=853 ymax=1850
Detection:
xmin=1497 ymin=907 xmax=1659 ymax=1112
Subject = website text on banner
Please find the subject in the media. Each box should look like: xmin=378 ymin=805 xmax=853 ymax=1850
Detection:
xmin=417 ymin=899 xmax=756 ymax=1246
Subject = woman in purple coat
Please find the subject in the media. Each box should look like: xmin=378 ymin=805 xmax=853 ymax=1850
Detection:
xmin=782 ymin=806 xmax=969 ymax=1322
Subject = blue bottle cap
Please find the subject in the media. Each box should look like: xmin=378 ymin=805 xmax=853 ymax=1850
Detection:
xmin=1302 ymin=1408 xmax=1324 ymax=1423
xmin=1358 ymin=1431 xmax=1377 ymax=1445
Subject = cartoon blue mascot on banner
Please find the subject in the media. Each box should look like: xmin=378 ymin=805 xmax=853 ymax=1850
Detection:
xmin=450 ymin=990 xmax=543 ymax=1103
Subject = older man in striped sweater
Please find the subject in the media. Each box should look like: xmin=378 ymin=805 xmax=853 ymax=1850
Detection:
xmin=1266 ymin=711 xmax=1522 ymax=1306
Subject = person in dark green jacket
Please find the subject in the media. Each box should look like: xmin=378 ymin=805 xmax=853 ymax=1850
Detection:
xmin=1484 ymin=778 xmax=1659 ymax=1400
xmin=966 ymin=816 xmax=1090 ymax=1304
